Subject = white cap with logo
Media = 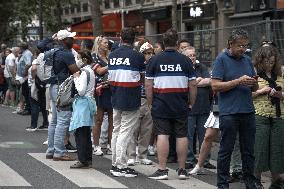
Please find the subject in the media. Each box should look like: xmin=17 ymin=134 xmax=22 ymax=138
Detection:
xmin=56 ymin=30 xmax=76 ymax=40
xmin=139 ymin=42 xmax=153 ymax=53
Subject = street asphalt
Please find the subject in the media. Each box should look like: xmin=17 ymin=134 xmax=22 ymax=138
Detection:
xmin=0 ymin=106 xmax=269 ymax=189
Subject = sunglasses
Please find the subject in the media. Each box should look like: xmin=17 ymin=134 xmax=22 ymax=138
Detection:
xmin=188 ymin=54 xmax=196 ymax=57
xmin=143 ymin=52 xmax=154 ymax=55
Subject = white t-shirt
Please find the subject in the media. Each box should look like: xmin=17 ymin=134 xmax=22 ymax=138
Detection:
xmin=28 ymin=59 xmax=39 ymax=86
xmin=15 ymin=57 xmax=26 ymax=84
xmin=4 ymin=53 xmax=16 ymax=78
xmin=74 ymin=65 xmax=95 ymax=97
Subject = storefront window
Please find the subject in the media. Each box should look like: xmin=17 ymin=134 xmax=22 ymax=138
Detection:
xmin=64 ymin=7 xmax=69 ymax=15
xmin=105 ymin=0 xmax=110 ymax=9
xmin=125 ymin=0 xmax=132 ymax=6
xmin=76 ymin=4 xmax=81 ymax=13
xmin=83 ymin=3 xmax=88 ymax=12
xmin=70 ymin=5 xmax=75 ymax=14
xmin=113 ymin=0 xmax=120 ymax=7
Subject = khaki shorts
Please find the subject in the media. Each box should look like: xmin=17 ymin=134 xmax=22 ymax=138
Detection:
xmin=6 ymin=77 xmax=16 ymax=91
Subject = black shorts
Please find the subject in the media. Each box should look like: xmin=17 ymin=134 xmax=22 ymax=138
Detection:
xmin=152 ymin=117 xmax=188 ymax=138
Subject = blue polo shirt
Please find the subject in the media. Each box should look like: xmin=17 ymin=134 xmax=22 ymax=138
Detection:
xmin=108 ymin=45 xmax=145 ymax=111
xmin=53 ymin=46 xmax=76 ymax=85
xmin=146 ymin=49 xmax=196 ymax=118
xmin=212 ymin=49 xmax=256 ymax=116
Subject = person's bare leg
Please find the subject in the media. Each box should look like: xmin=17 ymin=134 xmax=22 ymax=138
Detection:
xmin=10 ymin=91 xmax=16 ymax=106
xmin=3 ymin=89 xmax=10 ymax=105
xmin=176 ymin=137 xmax=188 ymax=169
xmin=157 ymin=135 xmax=169 ymax=170
xmin=190 ymin=128 xmax=218 ymax=174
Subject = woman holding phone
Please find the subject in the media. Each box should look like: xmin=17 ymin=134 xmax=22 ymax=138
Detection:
xmin=252 ymin=42 xmax=284 ymax=188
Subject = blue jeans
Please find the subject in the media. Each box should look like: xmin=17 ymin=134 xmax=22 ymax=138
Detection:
xmin=187 ymin=114 xmax=210 ymax=164
xmin=46 ymin=84 xmax=72 ymax=157
xmin=217 ymin=113 xmax=256 ymax=189
xmin=231 ymin=133 xmax=242 ymax=172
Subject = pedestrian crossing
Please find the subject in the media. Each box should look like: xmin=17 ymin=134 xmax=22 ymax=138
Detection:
xmin=0 ymin=160 xmax=31 ymax=187
xmin=29 ymin=153 xmax=127 ymax=188
xmin=103 ymin=155 xmax=215 ymax=189
xmin=0 ymin=153 xmax=272 ymax=188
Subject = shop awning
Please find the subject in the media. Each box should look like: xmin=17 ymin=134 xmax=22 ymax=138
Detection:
xmin=71 ymin=13 xmax=122 ymax=34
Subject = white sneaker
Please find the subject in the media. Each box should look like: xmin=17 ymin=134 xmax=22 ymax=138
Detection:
xmin=148 ymin=145 xmax=155 ymax=156
xmin=43 ymin=140 xmax=48 ymax=145
xmin=106 ymin=144 xmax=112 ymax=155
xmin=139 ymin=158 xmax=152 ymax=165
xmin=25 ymin=127 xmax=37 ymax=132
xmin=189 ymin=165 xmax=202 ymax=175
xmin=12 ymin=107 xmax=22 ymax=114
xmin=127 ymin=159 xmax=136 ymax=166
xmin=93 ymin=146 xmax=103 ymax=156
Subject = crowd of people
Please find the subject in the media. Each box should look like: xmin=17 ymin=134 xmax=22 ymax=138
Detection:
xmin=0 ymin=27 xmax=283 ymax=189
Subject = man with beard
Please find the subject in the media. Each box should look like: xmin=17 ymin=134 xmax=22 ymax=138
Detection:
xmin=46 ymin=30 xmax=80 ymax=161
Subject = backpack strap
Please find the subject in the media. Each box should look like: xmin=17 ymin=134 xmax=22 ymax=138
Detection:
xmin=81 ymin=68 xmax=91 ymax=86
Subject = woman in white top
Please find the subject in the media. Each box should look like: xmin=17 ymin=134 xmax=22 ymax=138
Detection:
xmin=69 ymin=50 xmax=96 ymax=169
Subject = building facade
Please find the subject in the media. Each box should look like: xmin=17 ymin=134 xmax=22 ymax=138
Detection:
xmin=60 ymin=0 xmax=283 ymax=64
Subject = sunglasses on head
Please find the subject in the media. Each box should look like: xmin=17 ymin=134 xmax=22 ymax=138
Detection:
xmin=97 ymin=35 xmax=104 ymax=41
xmin=261 ymin=41 xmax=275 ymax=47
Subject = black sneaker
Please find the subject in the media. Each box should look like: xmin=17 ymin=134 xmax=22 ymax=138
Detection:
xmin=229 ymin=171 xmax=243 ymax=183
xmin=203 ymin=162 xmax=216 ymax=169
xmin=18 ymin=110 xmax=31 ymax=115
xmin=37 ymin=124 xmax=48 ymax=130
xmin=245 ymin=178 xmax=264 ymax=189
xmin=122 ymin=167 xmax=138 ymax=178
xmin=111 ymin=166 xmax=125 ymax=177
xmin=110 ymin=165 xmax=117 ymax=173
xmin=149 ymin=169 xmax=169 ymax=180
xmin=111 ymin=167 xmax=138 ymax=177
xmin=177 ymin=168 xmax=189 ymax=180
xmin=65 ymin=141 xmax=77 ymax=153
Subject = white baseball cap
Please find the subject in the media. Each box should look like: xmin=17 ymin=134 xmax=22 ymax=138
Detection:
xmin=56 ymin=30 xmax=76 ymax=40
xmin=139 ymin=42 xmax=153 ymax=53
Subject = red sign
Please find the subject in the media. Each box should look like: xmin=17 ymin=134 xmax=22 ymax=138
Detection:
xmin=71 ymin=13 xmax=122 ymax=34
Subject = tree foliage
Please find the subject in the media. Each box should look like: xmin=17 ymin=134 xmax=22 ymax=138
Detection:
xmin=0 ymin=0 xmax=76 ymax=43
xmin=0 ymin=0 xmax=35 ymax=43
xmin=89 ymin=0 xmax=103 ymax=36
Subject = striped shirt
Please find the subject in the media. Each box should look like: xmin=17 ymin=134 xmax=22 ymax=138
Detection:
xmin=146 ymin=49 xmax=196 ymax=118
xmin=108 ymin=45 xmax=145 ymax=111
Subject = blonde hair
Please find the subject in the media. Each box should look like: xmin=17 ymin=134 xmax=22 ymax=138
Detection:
xmin=91 ymin=35 xmax=109 ymax=55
